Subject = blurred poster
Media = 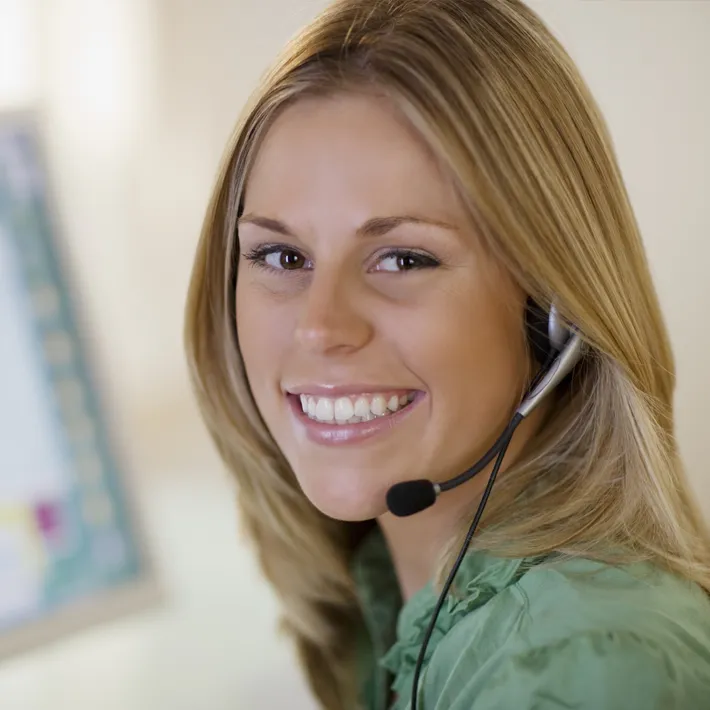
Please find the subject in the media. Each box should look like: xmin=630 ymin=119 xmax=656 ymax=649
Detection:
xmin=0 ymin=115 xmax=155 ymax=651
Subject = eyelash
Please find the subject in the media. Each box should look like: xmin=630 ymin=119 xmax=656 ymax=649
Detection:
xmin=243 ymin=243 xmax=441 ymax=274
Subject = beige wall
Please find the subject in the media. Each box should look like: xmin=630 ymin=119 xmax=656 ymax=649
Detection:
xmin=527 ymin=0 xmax=710 ymax=514
xmin=3 ymin=0 xmax=709 ymax=505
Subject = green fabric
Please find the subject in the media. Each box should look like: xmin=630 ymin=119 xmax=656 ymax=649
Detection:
xmin=351 ymin=527 xmax=710 ymax=710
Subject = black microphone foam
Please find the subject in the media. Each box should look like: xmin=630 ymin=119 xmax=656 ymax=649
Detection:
xmin=386 ymin=479 xmax=437 ymax=517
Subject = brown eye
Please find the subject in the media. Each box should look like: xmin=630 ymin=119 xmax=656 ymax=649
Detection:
xmin=244 ymin=244 xmax=312 ymax=273
xmin=279 ymin=250 xmax=305 ymax=270
xmin=261 ymin=248 xmax=308 ymax=270
xmin=375 ymin=249 xmax=441 ymax=272
xmin=396 ymin=254 xmax=418 ymax=270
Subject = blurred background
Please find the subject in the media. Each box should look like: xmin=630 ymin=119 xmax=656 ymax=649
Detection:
xmin=0 ymin=1 xmax=708 ymax=709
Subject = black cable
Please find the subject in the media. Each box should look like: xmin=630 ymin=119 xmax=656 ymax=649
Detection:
xmin=409 ymin=412 xmax=523 ymax=710
xmin=527 ymin=351 xmax=556 ymax=394
xmin=438 ymin=416 xmax=522 ymax=492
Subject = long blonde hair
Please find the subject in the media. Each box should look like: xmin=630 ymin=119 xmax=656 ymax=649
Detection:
xmin=184 ymin=1 xmax=710 ymax=707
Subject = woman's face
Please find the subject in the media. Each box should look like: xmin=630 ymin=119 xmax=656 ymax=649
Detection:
xmin=236 ymin=92 xmax=529 ymax=521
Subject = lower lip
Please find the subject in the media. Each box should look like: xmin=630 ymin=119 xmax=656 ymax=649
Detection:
xmin=287 ymin=393 xmax=424 ymax=446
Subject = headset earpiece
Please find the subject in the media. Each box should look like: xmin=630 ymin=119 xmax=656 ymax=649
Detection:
xmin=525 ymin=297 xmax=573 ymax=363
xmin=519 ymin=298 xmax=583 ymax=418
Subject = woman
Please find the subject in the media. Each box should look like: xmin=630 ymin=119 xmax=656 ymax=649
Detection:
xmin=184 ymin=0 xmax=710 ymax=708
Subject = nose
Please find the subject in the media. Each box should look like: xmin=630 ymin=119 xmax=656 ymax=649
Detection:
xmin=294 ymin=269 xmax=373 ymax=356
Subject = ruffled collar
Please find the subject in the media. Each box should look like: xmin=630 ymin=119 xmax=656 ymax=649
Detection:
xmin=351 ymin=526 xmax=545 ymax=710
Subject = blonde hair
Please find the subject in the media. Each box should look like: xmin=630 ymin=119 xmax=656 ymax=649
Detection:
xmin=184 ymin=1 xmax=710 ymax=707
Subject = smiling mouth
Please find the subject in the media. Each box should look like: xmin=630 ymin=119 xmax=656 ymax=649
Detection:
xmin=291 ymin=391 xmax=418 ymax=425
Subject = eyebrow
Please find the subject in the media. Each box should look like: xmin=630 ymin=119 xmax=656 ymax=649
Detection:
xmin=237 ymin=214 xmax=458 ymax=238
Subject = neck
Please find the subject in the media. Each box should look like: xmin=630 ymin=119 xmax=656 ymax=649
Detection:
xmin=376 ymin=406 xmax=546 ymax=601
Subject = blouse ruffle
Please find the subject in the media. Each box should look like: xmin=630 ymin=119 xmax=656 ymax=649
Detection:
xmin=378 ymin=555 xmax=541 ymax=709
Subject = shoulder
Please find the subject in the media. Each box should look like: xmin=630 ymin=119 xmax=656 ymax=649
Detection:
xmin=421 ymin=556 xmax=710 ymax=710
xmin=517 ymin=554 xmax=710 ymax=640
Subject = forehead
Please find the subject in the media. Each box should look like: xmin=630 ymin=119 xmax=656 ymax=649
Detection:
xmin=243 ymin=91 xmax=464 ymax=223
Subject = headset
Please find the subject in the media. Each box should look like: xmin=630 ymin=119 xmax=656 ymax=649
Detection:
xmin=385 ymin=297 xmax=585 ymax=710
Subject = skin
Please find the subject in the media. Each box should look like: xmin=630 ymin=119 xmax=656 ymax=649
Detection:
xmin=236 ymin=91 xmax=545 ymax=599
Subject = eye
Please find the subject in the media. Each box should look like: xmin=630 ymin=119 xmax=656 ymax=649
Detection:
xmin=265 ymin=248 xmax=306 ymax=270
xmin=374 ymin=249 xmax=440 ymax=273
xmin=244 ymin=244 xmax=311 ymax=273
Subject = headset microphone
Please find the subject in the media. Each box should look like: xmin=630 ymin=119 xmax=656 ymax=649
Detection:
xmin=386 ymin=414 xmax=523 ymax=516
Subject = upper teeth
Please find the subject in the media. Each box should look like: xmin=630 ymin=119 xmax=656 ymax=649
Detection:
xmin=298 ymin=392 xmax=415 ymax=423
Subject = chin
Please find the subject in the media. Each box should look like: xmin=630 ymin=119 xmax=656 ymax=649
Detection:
xmin=297 ymin=471 xmax=390 ymax=522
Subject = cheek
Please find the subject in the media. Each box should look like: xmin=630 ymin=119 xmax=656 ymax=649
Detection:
xmin=235 ymin=283 xmax=289 ymax=402
xmin=407 ymin=286 xmax=527 ymax=424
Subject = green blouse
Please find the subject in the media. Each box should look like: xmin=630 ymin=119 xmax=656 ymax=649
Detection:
xmin=352 ymin=527 xmax=710 ymax=710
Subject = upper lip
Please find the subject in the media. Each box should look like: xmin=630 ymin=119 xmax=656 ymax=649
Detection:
xmin=285 ymin=384 xmax=419 ymax=397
